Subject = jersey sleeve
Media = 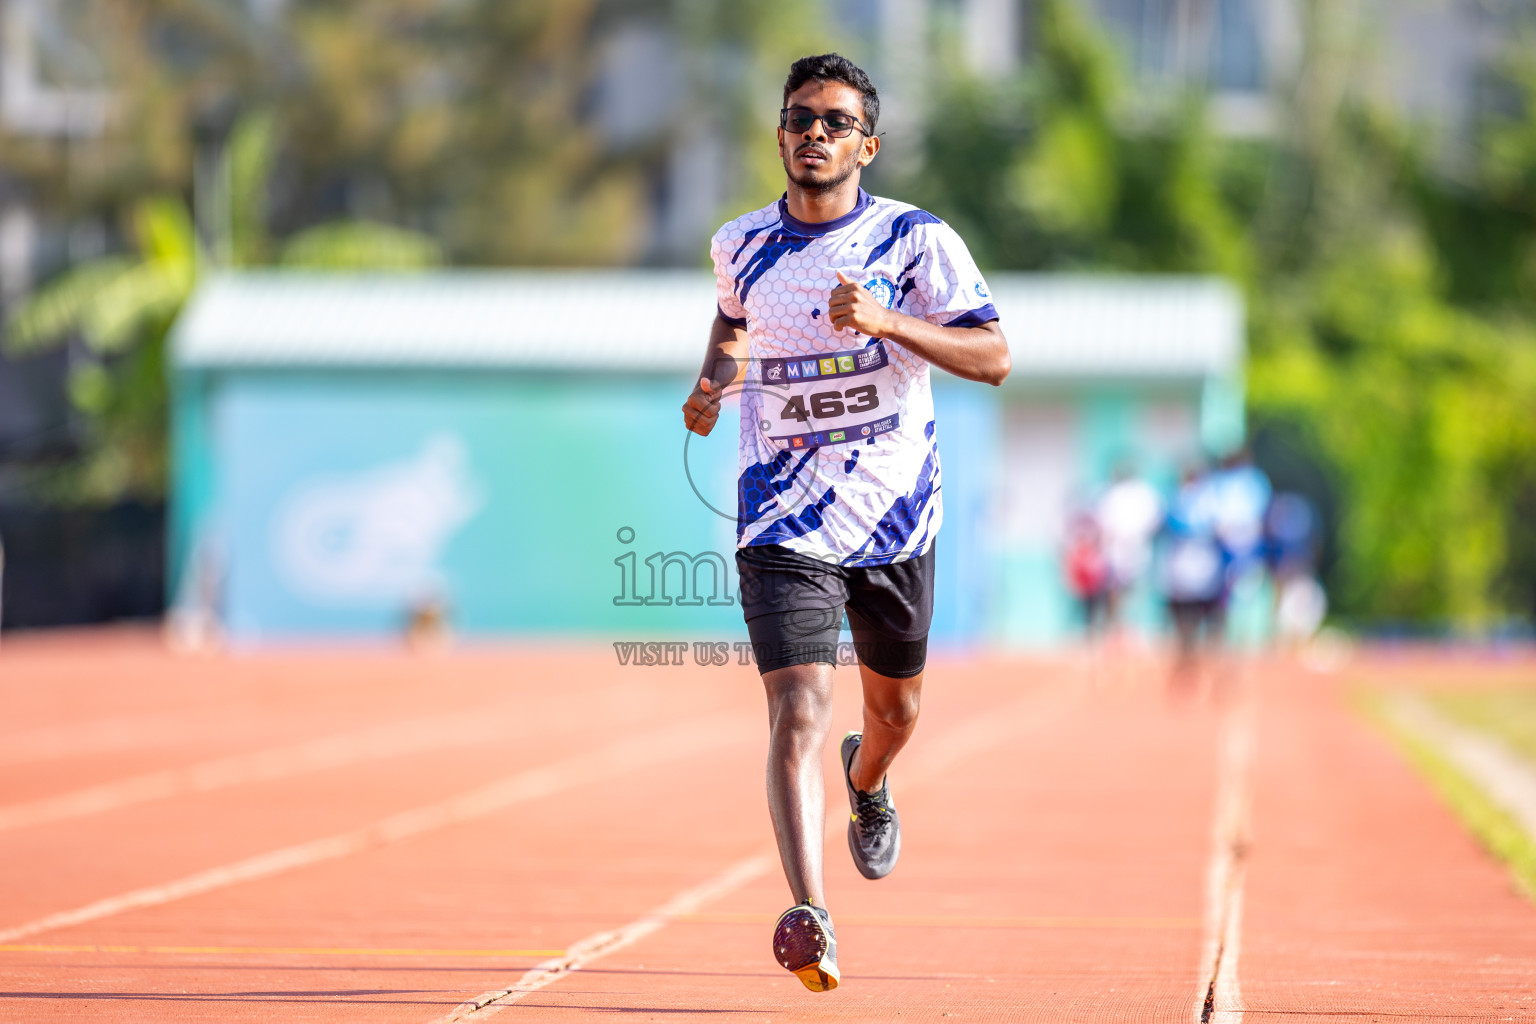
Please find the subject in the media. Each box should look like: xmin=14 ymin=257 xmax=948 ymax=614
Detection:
xmin=910 ymin=221 xmax=998 ymax=328
xmin=710 ymin=226 xmax=749 ymax=329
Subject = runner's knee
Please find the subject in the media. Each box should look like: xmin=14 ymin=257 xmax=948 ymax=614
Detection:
xmin=764 ymin=671 xmax=833 ymax=740
xmin=866 ymin=689 xmax=920 ymax=733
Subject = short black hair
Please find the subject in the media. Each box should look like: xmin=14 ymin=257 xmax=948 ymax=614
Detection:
xmin=782 ymin=53 xmax=879 ymax=134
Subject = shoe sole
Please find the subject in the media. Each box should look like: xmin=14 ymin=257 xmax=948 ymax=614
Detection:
xmin=793 ymin=964 xmax=838 ymax=992
xmin=773 ymin=907 xmax=839 ymax=992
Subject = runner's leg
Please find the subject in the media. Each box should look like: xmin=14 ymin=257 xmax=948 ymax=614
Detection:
xmin=842 ymin=546 xmax=933 ymax=794
xmin=763 ymin=661 xmax=836 ymax=906
xmin=849 ymin=665 xmax=922 ymax=793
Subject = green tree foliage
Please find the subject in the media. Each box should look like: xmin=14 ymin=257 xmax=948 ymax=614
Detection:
xmin=3 ymin=109 xmax=441 ymax=504
xmin=4 ymin=197 xmax=193 ymax=503
xmin=910 ymin=0 xmax=1246 ymax=279
xmin=2 ymin=0 xmax=632 ymax=505
xmin=5 ymin=1 xmax=663 ymax=267
xmin=1243 ymin=6 xmax=1536 ymax=628
xmin=274 ymin=0 xmax=654 ymax=265
xmin=1 ymin=0 xmax=832 ymax=501
xmin=910 ymin=0 xmax=1536 ymax=628
xmin=673 ymin=0 xmax=846 ymax=221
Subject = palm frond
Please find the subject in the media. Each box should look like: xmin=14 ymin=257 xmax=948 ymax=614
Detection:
xmin=3 ymin=257 xmax=138 ymax=355
xmin=80 ymin=261 xmax=195 ymax=355
xmin=226 ymin=110 xmax=278 ymax=266
xmin=133 ymin=196 xmax=198 ymax=282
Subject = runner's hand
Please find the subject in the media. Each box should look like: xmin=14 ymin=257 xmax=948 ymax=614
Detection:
xmin=682 ymin=376 xmax=724 ymax=437
xmin=829 ymin=270 xmax=894 ymax=337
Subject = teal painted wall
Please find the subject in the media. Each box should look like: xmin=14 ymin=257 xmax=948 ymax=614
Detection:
xmin=212 ymin=372 xmax=740 ymax=641
xmin=171 ymin=370 xmax=1235 ymax=647
xmin=929 ymin=378 xmax=1002 ymax=648
xmin=175 ymin=369 xmax=1000 ymax=645
xmin=996 ymin=551 xmax=1074 ymax=645
xmin=168 ymin=373 xmax=216 ymax=604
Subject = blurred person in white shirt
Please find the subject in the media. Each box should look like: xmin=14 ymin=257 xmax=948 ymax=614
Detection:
xmin=1095 ymin=462 xmax=1164 ymax=636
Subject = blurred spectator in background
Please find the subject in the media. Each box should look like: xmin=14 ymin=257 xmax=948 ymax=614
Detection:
xmin=1207 ymin=449 xmax=1274 ymax=652
xmin=1063 ymin=510 xmax=1110 ymax=641
xmin=1209 ymin=449 xmax=1272 ymax=585
xmin=1266 ymin=492 xmax=1328 ymax=646
xmin=1265 ymin=492 xmax=1317 ymax=580
xmin=1160 ymin=465 xmax=1226 ymax=696
xmin=1095 ymin=462 xmax=1163 ymax=639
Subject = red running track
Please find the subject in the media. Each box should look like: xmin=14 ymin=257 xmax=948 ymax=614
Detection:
xmin=0 ymin=631 xmax=1532 ymax=1022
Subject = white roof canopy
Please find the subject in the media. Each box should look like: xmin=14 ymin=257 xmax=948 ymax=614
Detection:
xmin=172 ymin=270 xmax=1243 ymax=380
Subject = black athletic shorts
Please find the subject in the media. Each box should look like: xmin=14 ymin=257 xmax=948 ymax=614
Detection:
xmin=735 ymin=542 xmax=935 ymax=678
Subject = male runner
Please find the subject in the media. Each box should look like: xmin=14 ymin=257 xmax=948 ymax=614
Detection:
xmin=681 ymin=53 xmax=1010 ymax=992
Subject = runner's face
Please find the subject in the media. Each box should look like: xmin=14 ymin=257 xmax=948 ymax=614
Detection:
xmin=777 ymin=80 xmax=878 ymax=194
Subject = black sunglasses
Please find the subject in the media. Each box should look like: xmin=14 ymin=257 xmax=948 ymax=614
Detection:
xmin=779 ymin=106 xmax=872 ymax=139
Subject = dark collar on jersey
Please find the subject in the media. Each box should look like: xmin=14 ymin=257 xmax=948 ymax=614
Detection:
xmin=777 ymin=188 xmax=872 ymax=237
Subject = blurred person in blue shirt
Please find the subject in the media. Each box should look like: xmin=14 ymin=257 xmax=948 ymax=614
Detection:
xmin=1209 ymin=449 xmax=1273 ymax=585
xmin=1265 ymin=492 xmax=1318 ymax=581
xmin=1265 ymin=491 xmax=1328 ymax=645
xmin=1160 ymin=464 xmax=1227 ymax=695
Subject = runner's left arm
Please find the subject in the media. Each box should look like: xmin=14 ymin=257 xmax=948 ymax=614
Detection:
xmin=681 ymin=313 xmax=749 ymax=437
xmin=828 ymin=270 xmax=1010 ymax=386
xmin=688 ymin=222 xmax=756 ymax=437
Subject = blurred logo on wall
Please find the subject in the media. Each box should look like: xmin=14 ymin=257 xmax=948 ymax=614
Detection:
xmin=270 ymin=435 xmax=483 ymax=605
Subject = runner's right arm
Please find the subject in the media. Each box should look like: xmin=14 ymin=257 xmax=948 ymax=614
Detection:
xmin=682 ymin=313 xmax=748 ymax=437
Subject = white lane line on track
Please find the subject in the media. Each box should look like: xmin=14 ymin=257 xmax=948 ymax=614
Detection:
xmin=434 ymin=682 xmax=1088 ymax=1022
xmin=1196 ymin=678 xmax=1257 ymax=1024
xmin=0 ymin=711 xmax=207 ymax=766
xmin=0 ymin=710 xmax=751 ymax=945
xmin=1386 ymin=692 xmax=1536 ymax=839
xmin=0 ymin=698 xmax=611 ymax=834
xmin=432 ymin=853 xmax=779 ymax=1023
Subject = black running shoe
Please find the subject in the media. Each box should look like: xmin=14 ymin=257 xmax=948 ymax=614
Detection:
xmin=841 ymin=731 xmax=901 ymax=880
xmin=772 ymin=900 xmax=838 ymax=992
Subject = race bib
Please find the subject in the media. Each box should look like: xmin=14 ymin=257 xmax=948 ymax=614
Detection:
xmin=757 ymin=344 xmax=901 ymax=450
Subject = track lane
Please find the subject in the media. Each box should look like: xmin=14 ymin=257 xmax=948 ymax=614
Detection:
xmin=0 ymin=709 xmax=757 ymax=945
xmin=0 ymin=654 xmax=737 ymax=925
xmin=461 ymin=662 xmax=1221 ymax=1022
xmin=1 ymin=640 xmax=1232 ymax=1022
xmin=435 ymin=683 xmax=1092 ymax=1020
xmin=0 ymin=683 xmax=653 ymax=833
xmin=1236 ymin=661 xmax=1536 ymax=1022
xmin=0 ymin=640 xmax=648 ymax=802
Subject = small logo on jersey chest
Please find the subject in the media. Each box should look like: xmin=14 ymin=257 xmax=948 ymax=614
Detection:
xmin=863 ymin=276 xmax=897 ymax=309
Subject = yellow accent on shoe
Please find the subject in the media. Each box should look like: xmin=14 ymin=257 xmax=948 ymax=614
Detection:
xmin=794 ymin=963 xmax=839 ymax=992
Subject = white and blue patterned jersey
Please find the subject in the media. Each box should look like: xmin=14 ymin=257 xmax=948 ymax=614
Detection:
xmin=710 ymin=189 xmax=999 ymax=566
